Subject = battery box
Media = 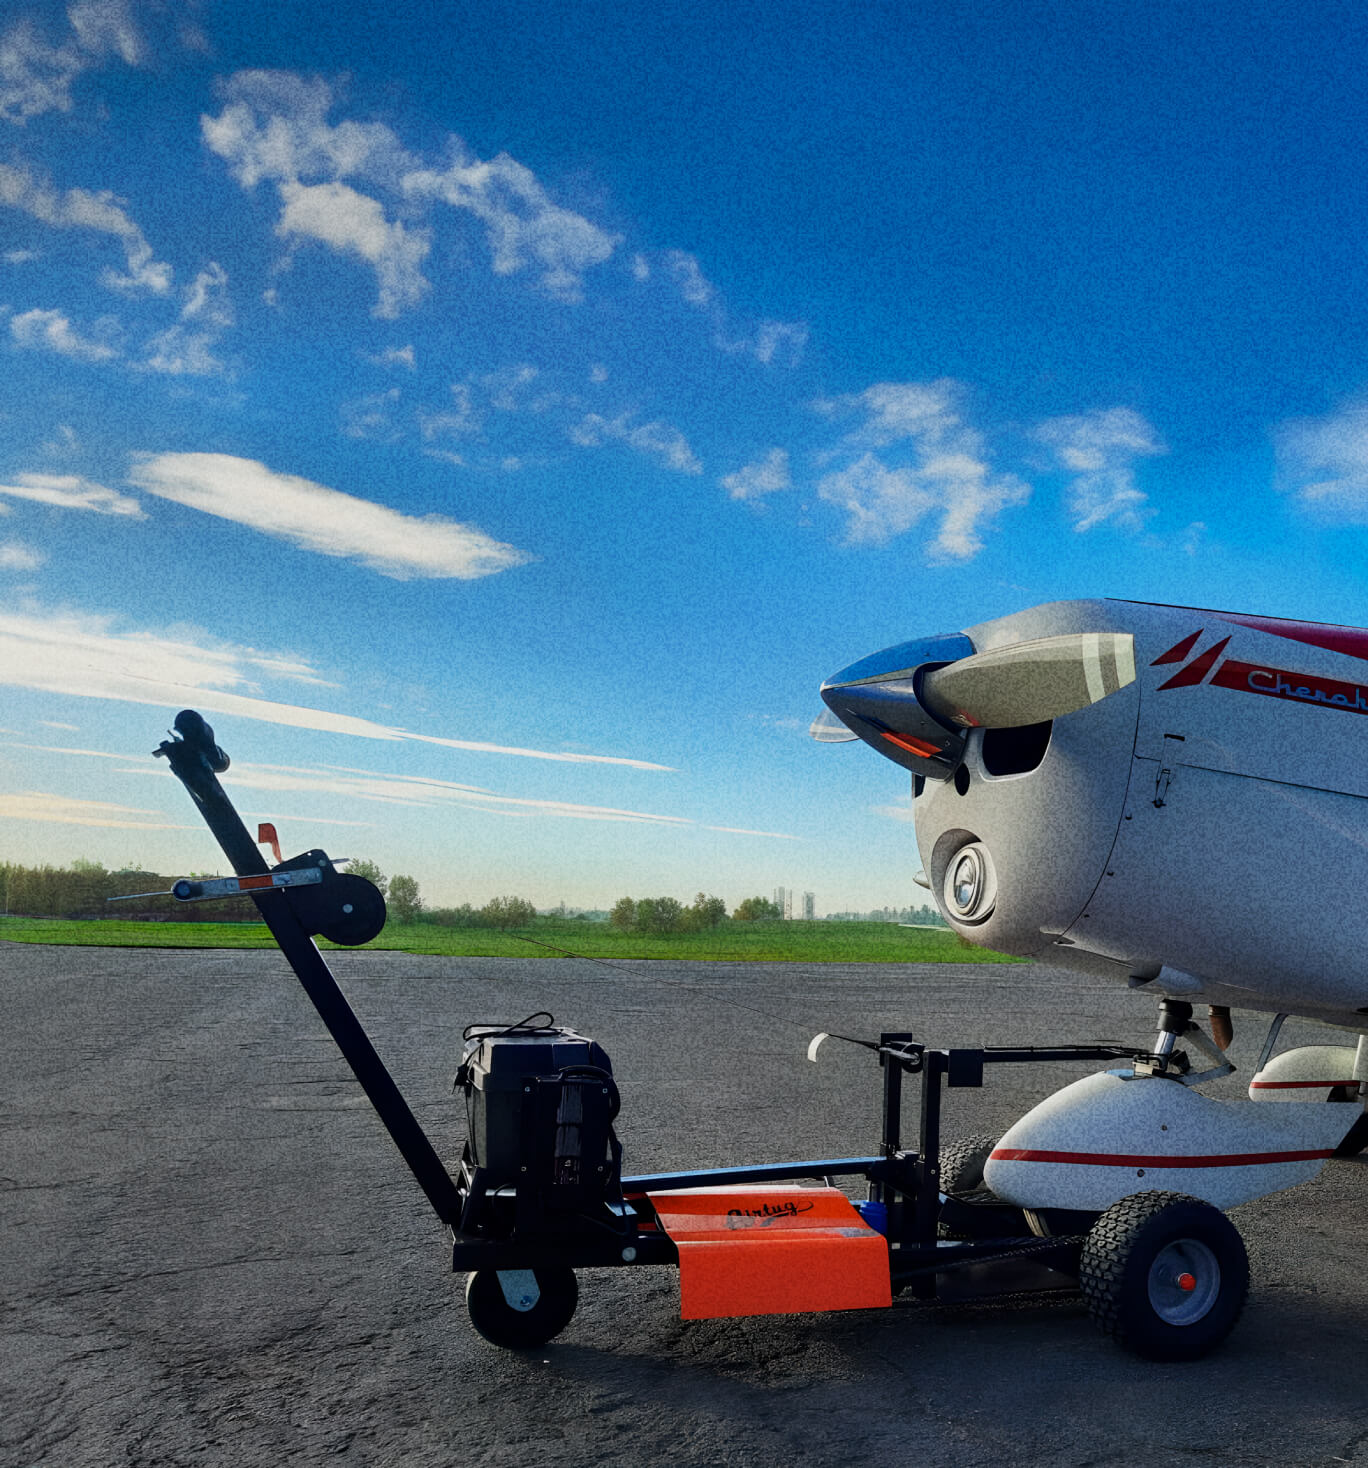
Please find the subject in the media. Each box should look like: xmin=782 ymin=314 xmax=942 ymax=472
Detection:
xmin=457 ymin=1021 xmax=620 ymax=1207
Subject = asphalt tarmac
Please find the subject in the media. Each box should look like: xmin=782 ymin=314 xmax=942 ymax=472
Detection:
xmin=5 ymin=942 xmax=1368 ymax=1467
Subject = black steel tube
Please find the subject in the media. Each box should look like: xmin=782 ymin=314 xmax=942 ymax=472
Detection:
xmin=158 ymin=721 xmax=464 ymax=1226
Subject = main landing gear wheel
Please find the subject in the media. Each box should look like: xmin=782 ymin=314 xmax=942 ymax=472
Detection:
xmin=1079 ymin=1191 xmax=1248 ymax=1361
xmin=464 ymin=1267 xmax=579 ymax=1349
xmin=1331 ymin=1108 xmax=1368 ymax=1158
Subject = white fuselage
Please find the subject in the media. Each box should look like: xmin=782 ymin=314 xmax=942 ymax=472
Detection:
xmin=911 ymin=599 xmax=1368 ymax=1030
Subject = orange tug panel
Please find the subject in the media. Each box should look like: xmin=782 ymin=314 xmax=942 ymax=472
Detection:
xmin=647 ymin=1185 xmax=892 ymax=1321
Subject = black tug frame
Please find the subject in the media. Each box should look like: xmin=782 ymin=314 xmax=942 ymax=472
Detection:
xmin=157 ymin=709 xmax=1160 ymax=1318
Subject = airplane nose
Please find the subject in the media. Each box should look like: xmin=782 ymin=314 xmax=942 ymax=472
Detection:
xmin=815 ymin=628 xmax=1136 ymax=778
xmin=817 ymin=632 xmax=975 ymax=778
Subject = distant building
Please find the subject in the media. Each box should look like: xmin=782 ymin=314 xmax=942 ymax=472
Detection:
xmin=773 ymin=885 xmax=793 ymax=920
xmin=802 ymin=891 xmax=815 ymax=920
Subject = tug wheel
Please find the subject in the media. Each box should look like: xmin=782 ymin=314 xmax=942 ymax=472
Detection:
xmin=1079 ymin=1192 xmax=1248 ymax=1361
xmin=464 ymin=1267 xmax=579 ymax=1349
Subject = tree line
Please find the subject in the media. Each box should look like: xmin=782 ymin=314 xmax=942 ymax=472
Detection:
xmin=1 ymin=857 xmax=943 ymax=932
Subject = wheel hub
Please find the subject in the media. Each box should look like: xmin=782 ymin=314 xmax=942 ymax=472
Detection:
xmin=1148 ymin=1239 xmax=1220 ymax=1325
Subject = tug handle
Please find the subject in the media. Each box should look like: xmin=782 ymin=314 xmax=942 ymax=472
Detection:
xmin=156 ymin=710 xmax=464 ymax=1226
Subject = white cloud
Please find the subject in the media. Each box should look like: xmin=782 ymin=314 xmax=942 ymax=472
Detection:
xmin=655 ymin=248 xmax=806 ymax=365
xmin=67 ymin=0 xmax=143 ymax=66
xmin=1035 ymin=406 xmax=1164 ymax=533
xmin=0 ymin=4 xmax=145 ymax=123
xmin=144 ymin=262 xmax=235 ymax=374
xmin=128 ymin=451 xmax=530 ymax=580
xmin=0 ymin=540 xmax=43 ymax=570
xmin=0 ymin=3 xmax=143 ymax=125
xmin=720 ymin=319 xmax=808 ymax=367
xmin=370 ymin=344 xmax=414 ymax=369
xmin=341 ymin=386 xmax=401 ymax=440
xmin=10 ymin=308 xmax=119 ymax=360
xmin=569 ymin=413 xmax=702 ymax=475
xmin=277 ymin=180 xmax=430 ymax=318
xmin=0 ymin=605 xmax=675 ymax=770
xmin=204 ymin=71 xmax=615 ymax=306
xmin=0 ymin=792 xmax=190 ymax=829
xmin=403 ymin=148 xmax=619 ymax=300
xmin=5 ymin=247 xmax=37 ymax=264
xmin=722 ymin=448 xmax=791 ymax=500
xmin=0 ymin=161 xmax=171 ymax=293
xmin=819 ymin=379 xmax=965 ymax=447
xmin=0 ymin=472 xmax=143 ymax=516
xmin=420 ymin=382 xmax=481 ymax=440
xmin=202 ymin=74 xmax=427 ymax=317
xmin=484 ymin=363 xmax=540 ymax=411
xmin=189 ymin=759 xmax=690 ymax=826
xmin=665 ymin=250 xmax=714 ymax=308
xmin=814 ymin=380 xmax=1029 ymax=558
xmin=202 ymin=72 xmax=415 ymax=189
xmin=1276 ymin=400 xmax=1368 ymax=520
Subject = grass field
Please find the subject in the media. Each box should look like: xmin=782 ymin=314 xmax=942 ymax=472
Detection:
xmin=0 ymin=914 xmax=1023 ymax=964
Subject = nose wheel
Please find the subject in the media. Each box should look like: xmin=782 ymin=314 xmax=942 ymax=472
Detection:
xmin=1079 ymin=1191 xmax=1248 ymax=1360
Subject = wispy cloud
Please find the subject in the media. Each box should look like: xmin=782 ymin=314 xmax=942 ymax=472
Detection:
xmin=569 ymin=412 xmax=702 ymax=474
xmin=0 ymin=605 xmax=674 ymax=770
xmin=341 ymin=386 xmax=402 ymax=440
xmin=127 ymin=451 xmax=530 ymax=579
xmin=722 ymin=448 xmax=791 ymax=500
xmin=144 ymin=262 xmax=234 ymax=375
xmin=206 ymin=760 xmax=690 ymax=825
xmin=1035 ymin=406 xmax=1164 ymax=533
xmin=1276 ymin=400 xmax=1368 ymax=520
xmin=0 ymin=161 xmax=171 ymax=293
xmin=202 ymin=70 xmax=616 ymax=310
xmin=665 ymin=250 xmax=714 ymax=308
xmin=0 ymin=791 xmax=191 ymax=829
xmin=659 ymin=249 xmax=806 ymax=365
xmin=0 ymin=540 xmax=43 ymax=570
xmin=0 ymin=1 xmax=144 ymax=123
xmin=404 ymin=149 xmax=619 ymax=301
xmin=57 ymin=747 xmax=795 ymax=836
xmin=0 ymin=472 xmax=143 ymax=516
xmin=277 ymin=179 xmax=430 ymax=318
xmin=814 ymin=380 xmax=1029 ymax=558
xmin=10 ymin=307 xmax=119 ymax=361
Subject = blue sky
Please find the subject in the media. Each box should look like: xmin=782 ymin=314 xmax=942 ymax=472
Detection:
xmin=5 ymin=0 xmax=1368 ymax=912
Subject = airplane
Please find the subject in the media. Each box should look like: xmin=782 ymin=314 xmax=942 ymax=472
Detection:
xmin=814 ymin=596 xmax=1368 ymax=1278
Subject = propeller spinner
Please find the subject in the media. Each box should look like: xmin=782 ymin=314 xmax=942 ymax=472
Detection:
xmin=813 ymin=629 xmax=1136 ymax=777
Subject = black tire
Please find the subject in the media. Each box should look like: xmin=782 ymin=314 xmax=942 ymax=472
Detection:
xmin=939 ymin=1134 xmax=999 ymax=1196
xmin=464 ymin=1267 xmax=579 ymax=1349
xmin=937 ymin=1134 xmax=1015 ymax=1241
xmin=1079 ymin=1191 xmax=1248 ymax=1361
xmin=1332 ymin=1109 xmax=1368 ymax=1157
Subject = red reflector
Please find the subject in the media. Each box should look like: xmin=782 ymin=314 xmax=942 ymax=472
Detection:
xmin=1177 ymin=1272 xmax=1197 ymax=1292
xmin=881 ymin=731 xmax=941 ymax=759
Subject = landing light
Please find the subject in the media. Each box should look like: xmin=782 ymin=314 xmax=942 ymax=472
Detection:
xmin=945 ymin=843 xmax=996 ymax=924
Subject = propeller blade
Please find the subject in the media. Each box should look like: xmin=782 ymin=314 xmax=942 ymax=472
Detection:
xmin=919 ymin=631 xmax=1135 ymax=729
xmin=809 ymin=707 xmax=860 ymax=742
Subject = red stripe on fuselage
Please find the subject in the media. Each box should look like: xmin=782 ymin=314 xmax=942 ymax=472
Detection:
xmin=1216 ymin=612 xmax=1368 ymax=662
xmin=1248 ymin=1079 xmax=1358 ymax=1089
xmin=990 ymin=1146 xmax=1334 ymax=1168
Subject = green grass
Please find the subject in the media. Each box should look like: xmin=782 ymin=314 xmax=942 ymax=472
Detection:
xmin=0 ymin=914 xmax=1022 ymax=963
